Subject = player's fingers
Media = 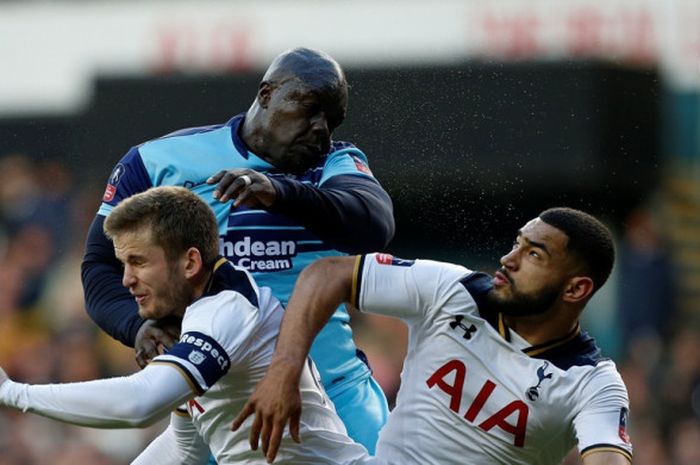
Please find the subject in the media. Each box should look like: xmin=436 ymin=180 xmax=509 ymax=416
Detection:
xmin=249 ymin=410 xmax=263 ymax=451
xmin=260 ymin=416 xmax=272 ymax=455
xmin=211 ymin=171 xmax=239 ymax=200
xmin=220 ymin=175 xmax=252 ymax=203
xmin=205 ymin=170 xmax=226 ymax=185
xmin=265 ymin=423 xmax=285 ymax=464
xmin=232 ymin=402 xmax=254 ymax=431
xmin=289 ymin=409 xmax=301 ymax=444
xmin=135 ymin=344 xmax=156 ymax=368
xmin=233 ymin=186 xmax=256 ymax=208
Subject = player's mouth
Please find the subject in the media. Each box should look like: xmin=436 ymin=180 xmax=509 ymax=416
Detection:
xmin=133 ymin=293 xmax=148 ymax=305
xmin=493 ymin=270 xmax=511 ymax=287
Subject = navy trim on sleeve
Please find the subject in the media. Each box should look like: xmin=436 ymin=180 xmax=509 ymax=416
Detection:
xmin=81 ymin=214 xmax=144 ymax=346
xmin=167 ymin=331 xmax=232 ymax=392
xmin=102 ymin=147 xmax=153 ymax=208
xmin=267 ymin=174 xmax=395 ymax=253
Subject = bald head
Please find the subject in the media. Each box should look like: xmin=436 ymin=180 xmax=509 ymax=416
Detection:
xmin=262 ymin=47 xmax=347 ymax=101
xmin=242 ymin=48 xmax=350 ymax=173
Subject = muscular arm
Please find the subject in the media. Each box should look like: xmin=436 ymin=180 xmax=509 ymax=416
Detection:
xmin=0 ymin=364 xmax=194 ymax=428
xmin=582 ymin=451 xmax=632 ymax=465
xmin=233 ymin=256 xmax=356 ymax=462
xmin=268 ymin=174 xmax=394 ymax=253
xmin=81 ymin=214 xmax=143 ymax=346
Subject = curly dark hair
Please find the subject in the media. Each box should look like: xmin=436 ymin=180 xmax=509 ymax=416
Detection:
xmin=539 ymin=207 xmax=615 ymax=294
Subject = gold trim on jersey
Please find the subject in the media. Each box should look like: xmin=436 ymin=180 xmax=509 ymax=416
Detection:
xmin=174 ymin=407 xmax=191 ymax=418
xmin=150 ymin=360 xmax=202 ymax=395
xmin=497 ymin=314 xmax=582 ymax=356
xmin=213 ymin=257 xmax=228 ymax=272
xmin=497 ymin=313 xmax=511 ymax=341
xmin=580 ymin=445 xmax=632 ymax=463
xmin=523 ymin=324 xmax=581 ymax=357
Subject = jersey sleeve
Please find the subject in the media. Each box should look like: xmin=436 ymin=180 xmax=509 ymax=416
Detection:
xmin=318 ymin=144 xmax=375 ymax=185
xmin=352 ymin=253 xmax=471 ymax=322
xmin=131 ymin=413 xmax=209 ymax=465
xmin=97 ymin=146 xmax=153 ymax=217
xmin=573 ymin=363 xmax=633 ymax=462
xmin=150 ymin=291 xmax=261 ymax=394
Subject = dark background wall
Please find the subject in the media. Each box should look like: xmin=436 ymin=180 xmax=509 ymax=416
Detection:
xmin=0 ymin=61 xmax=661 ymax=267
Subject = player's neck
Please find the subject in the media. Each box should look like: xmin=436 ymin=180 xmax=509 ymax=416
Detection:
xmin=189 ymin=269 xmax=214 ymax=304
xmin=504 ymin=308 xmax=579 ymax=346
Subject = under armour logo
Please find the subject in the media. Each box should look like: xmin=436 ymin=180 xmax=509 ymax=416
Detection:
xmin=526 ymin=361 xmax=553 ymax=401
xmin=449 ymin=315 xmax=477 ymax=340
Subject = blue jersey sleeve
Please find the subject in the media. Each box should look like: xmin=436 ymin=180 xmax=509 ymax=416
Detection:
xmin=267 ymin=173 xmax=394 ymax=253
xmin=98 ymin=146 xmax=153 ymax=216
xmin=83 ymin=147 xmax=152 ymax=346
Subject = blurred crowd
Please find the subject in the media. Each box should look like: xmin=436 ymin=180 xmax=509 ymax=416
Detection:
xmin=0 ymin=152 xmax=698 ymax=464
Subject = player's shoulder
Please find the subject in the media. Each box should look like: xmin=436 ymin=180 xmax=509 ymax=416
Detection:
xmin=140 ymin=123 xmax=230 ymax=149
xmin=531 ymin=329 xmax=617 ymax=373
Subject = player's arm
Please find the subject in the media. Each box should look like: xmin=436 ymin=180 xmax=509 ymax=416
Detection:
xmin=582 ymin=451 xmax=631 ymax=465
xmin=232 ymin=255 xmax=356 ymax=463
xmin=266 ymin=174 xmax=394 ymax=252
xmin=208 ymin=170 xmax=394 ymax=253
xmin=0 ymin=363 xmax=194 ymax=428
xmin=132 ymin=412 xmax=209 ymax=465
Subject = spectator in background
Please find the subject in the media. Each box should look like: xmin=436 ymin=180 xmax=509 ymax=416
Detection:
xmin=617 ymin=204 xmax=676 ymax=357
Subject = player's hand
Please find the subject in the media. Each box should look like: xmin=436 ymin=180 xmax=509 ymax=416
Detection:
xmin=231 ymin=364 xmax=302 ymax=464
xmin=207 ymin=169 xmax=276 ymax=208
xmin=134 ymin=317 xmax=181 ymax=368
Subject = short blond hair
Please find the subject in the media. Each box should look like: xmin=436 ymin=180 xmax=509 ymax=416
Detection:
xmin=104 ymin=186 xmax=219 ymax=266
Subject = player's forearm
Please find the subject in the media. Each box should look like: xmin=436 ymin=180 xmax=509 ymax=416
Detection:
xmin=268 ymin=175 xmax=395 ymax=252
xmin=82 ymin=215 xmax=144 ymax=346
xmin=270 ymin=256 xmax=357 ymax=376
xmin=0 ymin=365 xmax=192 ymax=428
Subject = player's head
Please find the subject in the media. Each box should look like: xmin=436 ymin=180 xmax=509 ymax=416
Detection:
xmin=103 ymin=186 xmax=220 ymax=319
xmin=245 ymin=47 xmax=348 ymax=173
xmin=489 ymin=207 xmax=615 ymax=317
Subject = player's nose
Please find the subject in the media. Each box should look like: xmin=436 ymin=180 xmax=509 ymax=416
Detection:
xmin=500 ymin=248 xmax=519 ymax=270
xmin=122 ymin=265 xmax=137 ymax=288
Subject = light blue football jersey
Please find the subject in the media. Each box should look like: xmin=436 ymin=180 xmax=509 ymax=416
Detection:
xmin=99 ymin=115 xmax=375 ymax=393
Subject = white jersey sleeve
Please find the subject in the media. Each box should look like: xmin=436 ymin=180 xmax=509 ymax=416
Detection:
xmin=573 ymin=361 xmax=633 ymax=462
xmin=353 ymin=253 xmax=471 ymax=322
xmin=131 ymin=412 xmax=209 ymax=465
xmin=150 ymin=290 xmax=268 ymax=394
xmin=0 ymin=364 xmax=193 ymax=428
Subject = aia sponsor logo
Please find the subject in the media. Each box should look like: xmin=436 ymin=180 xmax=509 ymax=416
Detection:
xmin=426 ymin=359 xmax=529 ymax=447
xmin=374 ymin=253 xmax=414 ymax=267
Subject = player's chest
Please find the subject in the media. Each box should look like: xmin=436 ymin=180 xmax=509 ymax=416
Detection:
xmin=412 ymin=315 xmax=581 ymax=448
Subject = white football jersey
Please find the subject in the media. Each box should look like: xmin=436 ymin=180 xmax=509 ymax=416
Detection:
xmin=353 ymin=254 xmax=633 ymax=465
xmin=152 ymin=258 xmax=370 ymax=464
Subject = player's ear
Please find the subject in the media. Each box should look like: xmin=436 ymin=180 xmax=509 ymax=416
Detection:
xmin=257 ymin=82 xmax=273 ymax=108
xmin=562 ymin=276 xmax=594 ymax=304
xmin=183 ymin=247 xmax=203 ymax=279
